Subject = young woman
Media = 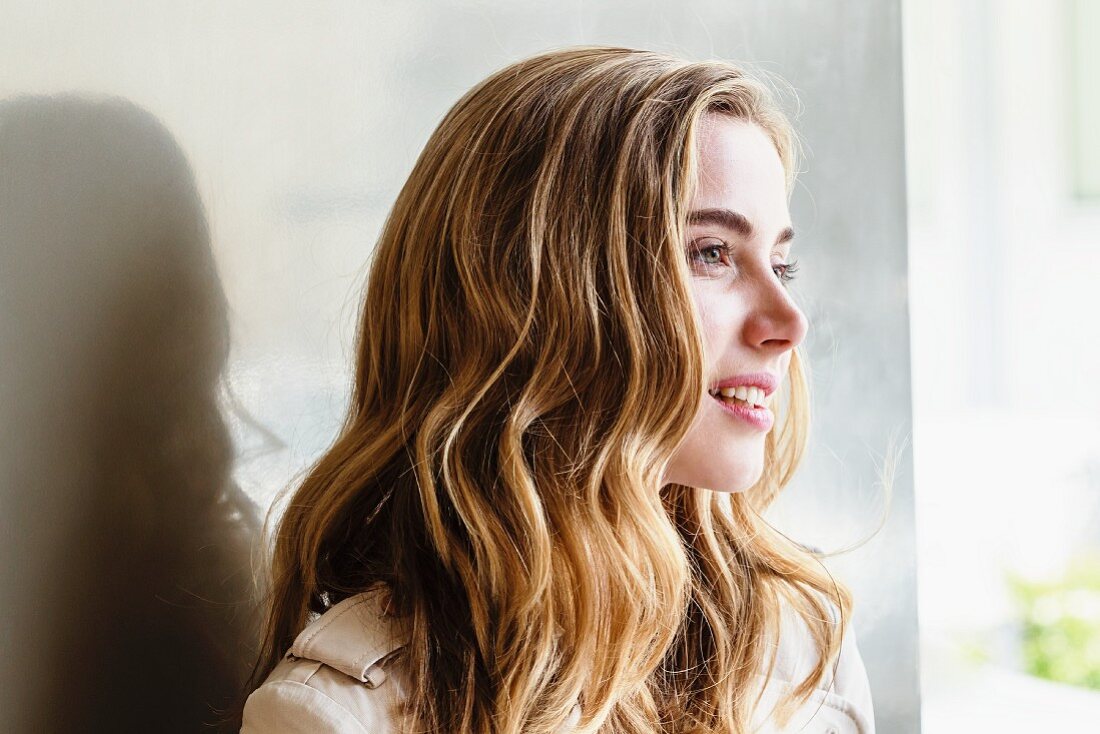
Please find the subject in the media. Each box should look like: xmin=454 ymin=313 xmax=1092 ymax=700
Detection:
xmin=241 ymin=45 xmax=876 ymax=733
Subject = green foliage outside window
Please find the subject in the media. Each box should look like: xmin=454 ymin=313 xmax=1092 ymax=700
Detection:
xmin=1008 ymin=553 xmax=1100 ymax=690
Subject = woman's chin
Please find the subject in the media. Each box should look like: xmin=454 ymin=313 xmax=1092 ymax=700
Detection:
xmin=662 ymin=451 xmax=764 ymax=493
xmin=706 ymin=467 xmax=762 ymax=494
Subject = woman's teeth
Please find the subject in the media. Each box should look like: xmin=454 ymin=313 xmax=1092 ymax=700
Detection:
xmin=710 ymin=385 xmax=765 ymax=408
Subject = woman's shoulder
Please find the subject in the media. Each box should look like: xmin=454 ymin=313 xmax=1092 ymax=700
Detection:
xmin=241 ymin=584 xmax=875 ymax=733
xmin=748 ymin=590 xmax=876 ymax=734
xmin=241 ymin=586 xmax=411 ymax=733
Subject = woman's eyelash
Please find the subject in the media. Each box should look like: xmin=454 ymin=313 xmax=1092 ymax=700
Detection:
xmin=774 ymin=258 xmax=799 ymax=283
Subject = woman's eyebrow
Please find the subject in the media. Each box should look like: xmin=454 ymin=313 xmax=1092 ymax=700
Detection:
xmin=687 ymin=208 xmax=795 ymax=246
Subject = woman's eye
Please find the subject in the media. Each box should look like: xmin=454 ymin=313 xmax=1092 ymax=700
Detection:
xmin=773 ymin=258 xmax=800 ymax=284
xmin=688 ymin=238 xmax=732 ymax=270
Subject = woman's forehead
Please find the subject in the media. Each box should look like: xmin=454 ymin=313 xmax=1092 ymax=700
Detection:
xmin=691 ymin=116 xmax=790 ymax=235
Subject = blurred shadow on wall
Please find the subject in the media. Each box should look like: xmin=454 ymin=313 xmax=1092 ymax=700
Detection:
xmin=0 ymin=95 xmax=261 ymax=732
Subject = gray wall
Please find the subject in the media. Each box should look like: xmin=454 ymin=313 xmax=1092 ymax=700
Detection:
xmin=0 ymin=2 xmax=917 ymax=731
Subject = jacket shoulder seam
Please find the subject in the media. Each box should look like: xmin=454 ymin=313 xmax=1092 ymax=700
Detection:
xmin=255 ymin=678 xmax=372 ymax=733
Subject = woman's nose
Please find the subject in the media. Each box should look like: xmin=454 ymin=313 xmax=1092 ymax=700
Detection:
xmin=741 ymin=279 xmax=808 ymax=352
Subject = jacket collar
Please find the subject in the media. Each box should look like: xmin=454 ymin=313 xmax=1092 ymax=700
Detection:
xmin=289 ymin=585 xmax=410 ymax=684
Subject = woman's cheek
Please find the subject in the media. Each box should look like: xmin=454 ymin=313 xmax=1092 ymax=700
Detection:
xmin=694 ymin=292 xmax=733 ymax=360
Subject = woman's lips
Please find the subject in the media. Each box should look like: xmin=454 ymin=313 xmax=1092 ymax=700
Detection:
xmin=710 ymin=393 xmax=774 ymax=431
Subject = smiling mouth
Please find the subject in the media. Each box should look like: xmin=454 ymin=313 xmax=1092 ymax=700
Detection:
xmin=707 ymin=390 xmax=775 ymax=431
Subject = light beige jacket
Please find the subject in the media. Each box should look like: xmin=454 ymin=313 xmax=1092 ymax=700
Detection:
xmin=242 ymin=586 xmax=875 ymax=733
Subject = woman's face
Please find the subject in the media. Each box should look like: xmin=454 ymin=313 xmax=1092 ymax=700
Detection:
xmin=663 ymin=115 xmax=807 ymax=493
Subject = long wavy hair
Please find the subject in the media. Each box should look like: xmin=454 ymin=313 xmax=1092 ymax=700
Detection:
xmin=248 ymin=45 xmax=865 ymax=733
